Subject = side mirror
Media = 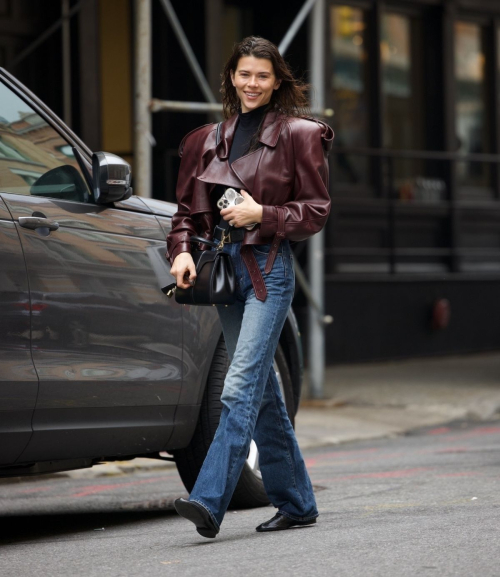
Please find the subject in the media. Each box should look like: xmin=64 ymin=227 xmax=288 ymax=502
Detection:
xmin=92 ymin=151 xmax=133 ymax=204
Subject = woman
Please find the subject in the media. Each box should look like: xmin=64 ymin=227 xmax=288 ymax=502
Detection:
xmin=166 ymin=36 xmax=333 ymax=538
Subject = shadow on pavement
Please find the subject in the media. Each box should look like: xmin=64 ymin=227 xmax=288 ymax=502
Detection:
xmin=0 ymin=503 xmax=178 ymax=546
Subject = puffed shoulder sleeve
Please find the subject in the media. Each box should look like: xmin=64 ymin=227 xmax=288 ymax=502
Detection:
xmin=165 ymin=125 xmax=212 ymax=265
xmin=259 ymin=119 xmax=333 ymax=241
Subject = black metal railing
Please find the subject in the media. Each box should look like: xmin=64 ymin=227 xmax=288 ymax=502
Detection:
xmin=327 ymin=146 xmax=500 ymax=278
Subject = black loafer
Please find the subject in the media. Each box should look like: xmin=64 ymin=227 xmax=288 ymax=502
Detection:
xmin=256 ymin=513 xmax=317 ymax=532
xmin=174 ymin=498 xmax=219 ymax=539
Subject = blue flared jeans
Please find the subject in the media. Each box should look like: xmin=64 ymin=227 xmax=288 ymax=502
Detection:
xmin=189 ymin=240 xmax=318 ymax=529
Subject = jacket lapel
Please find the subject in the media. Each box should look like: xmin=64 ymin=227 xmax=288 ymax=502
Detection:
xmin=197 ymin=157 xmax=246 ymax=189
xmin=231 ymin=111 xmax=284 ymax=193
xmin=258 ymin=110 xmax=284 ymax=147
xmin=230 ymin=147 xmax=264 ymax=193
xmin=198 ymin=114 xmax=245 ymax=188
xmin=197 ymin=110 xmax=285 ymax=193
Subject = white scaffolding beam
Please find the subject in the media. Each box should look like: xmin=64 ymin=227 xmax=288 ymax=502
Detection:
xmin=134 ymin=0 xmax=152 ymax=198
xmin=308 ymin=0 xmax=327 ymax=399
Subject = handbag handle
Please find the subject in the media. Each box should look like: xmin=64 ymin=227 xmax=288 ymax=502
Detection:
xmin=162 ymin=235 xmax=226 ymax=298
xmin=190 ymin=235 xmax=220 ymax=249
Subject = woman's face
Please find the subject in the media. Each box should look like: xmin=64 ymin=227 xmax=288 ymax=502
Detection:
xmin=230 ymin=56 xmax=281 ymax=113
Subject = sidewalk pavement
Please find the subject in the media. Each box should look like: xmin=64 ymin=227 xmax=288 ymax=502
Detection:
xmin=297 ymin=350 xmax=500 ymax=448
xmin=50 ymin=351 xmax=500 ymax=480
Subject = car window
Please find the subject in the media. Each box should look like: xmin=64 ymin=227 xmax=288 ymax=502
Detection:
xmin=0 ymin=82 xmax=91 ymax=203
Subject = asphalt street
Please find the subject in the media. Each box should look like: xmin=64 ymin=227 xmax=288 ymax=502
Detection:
xmin=1 ymin=419 xmax=499 ymax=577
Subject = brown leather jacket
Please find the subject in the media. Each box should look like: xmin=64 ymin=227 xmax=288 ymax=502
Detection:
xmin=166 ymin=110 xmax=334 ymax=300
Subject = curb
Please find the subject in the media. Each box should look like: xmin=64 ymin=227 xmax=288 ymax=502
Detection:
xmin=63 ymin=457 xmax=176 ymax=480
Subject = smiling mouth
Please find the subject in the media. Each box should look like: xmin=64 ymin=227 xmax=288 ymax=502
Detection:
xmin=244 ymin=92 xmax=261 ymax=98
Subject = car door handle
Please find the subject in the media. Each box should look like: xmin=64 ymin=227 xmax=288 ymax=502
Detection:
xmin=18 ymin=217 xmax=60 ymax=231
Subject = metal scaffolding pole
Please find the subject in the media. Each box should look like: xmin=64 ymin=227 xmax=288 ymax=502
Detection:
xmin=279 ymin=0 xmax=318 ymax=56
xmin=134 ymin=0 xmax=152 ymax=198
xmin=308 ymin=0 xmax=326 ymax=398
xmin=158 ymin=0 xmax=222 ymax=121
xmin=8 ymin=0 xmax=87 ymax=71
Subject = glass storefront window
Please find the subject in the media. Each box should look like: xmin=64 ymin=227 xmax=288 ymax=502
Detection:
xmin=381 ymin=13 xmax=423 ymax=151
xmin=329 ymin=5 xmax=371 ymax=192
xmin=381 ymin=11 xmax=428 ymax=204
xmin=454 ymin=21 xmax=492 ymax=198
xmin=326 ymin=4 xmax=500 ymax=277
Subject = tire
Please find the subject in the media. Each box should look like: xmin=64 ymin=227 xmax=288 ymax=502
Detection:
xmin=173 ymin=336 xmax=295 ymax=509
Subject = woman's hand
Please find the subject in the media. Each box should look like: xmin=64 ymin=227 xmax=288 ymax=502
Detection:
xmin=220 ymin=190 xmax=263 ymax=228
xmin=170 ymin=252 xmax=196 ymax=289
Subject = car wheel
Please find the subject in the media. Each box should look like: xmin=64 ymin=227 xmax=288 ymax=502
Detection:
xmin=173 ymin=336 xmax=295 ymax=509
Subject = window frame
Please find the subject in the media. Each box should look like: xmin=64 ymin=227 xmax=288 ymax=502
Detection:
xmin=326 ymin=0 xmax=500 ymax=279
xmin=0 ymin=73 xmax=94 ymax=203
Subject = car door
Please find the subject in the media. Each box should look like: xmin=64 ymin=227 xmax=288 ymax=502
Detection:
xmin=0 ymin=75 xmax=182 ymax=462
xmin=0 ymin=196 xmax=38 ymax=465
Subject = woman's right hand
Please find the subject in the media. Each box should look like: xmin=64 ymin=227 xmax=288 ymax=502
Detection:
xmin=170 ymin=252 xmax=197 ymax=289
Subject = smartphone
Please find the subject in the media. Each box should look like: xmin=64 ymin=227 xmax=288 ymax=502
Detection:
xmin=217 ymin=188 xmax=257 ymax=230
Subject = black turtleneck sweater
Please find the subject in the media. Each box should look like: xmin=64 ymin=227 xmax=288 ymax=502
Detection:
xmin=228 ymin=104 xmax=267 ymax=166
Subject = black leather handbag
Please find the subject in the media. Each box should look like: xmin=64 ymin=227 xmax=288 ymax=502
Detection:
xmin=162 ymin=235 xmax=236 ymax=306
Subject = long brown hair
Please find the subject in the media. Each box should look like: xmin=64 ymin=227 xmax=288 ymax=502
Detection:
xmin=220 ymin=36 xmax=310 ymax=120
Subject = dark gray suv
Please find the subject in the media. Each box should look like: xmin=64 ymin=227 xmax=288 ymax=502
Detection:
xmin=0 ymin=68 xmax=303 ymax=508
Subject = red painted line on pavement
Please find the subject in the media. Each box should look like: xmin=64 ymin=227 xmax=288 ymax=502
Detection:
xmin=307 ymin=452 xmax=407 ymax=470
xmin=312 ymin=467 xmax=431 ymax=483
xmin=445 ymin=426 xmax=500 ymax=442
xmin=414 ymin=446 xmax=469 ymax=457
xmin=70 ymin=477 xmax=165 ymax=498
xmin=306 ymin=453 xmax=407 ymax=468
xmin=436 ymin=472 xmax=480 ymax=478
xmin=305 ymin=448 xmax=379 ymax=468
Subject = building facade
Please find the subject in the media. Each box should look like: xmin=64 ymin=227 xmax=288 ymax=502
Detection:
xmin=1 ymin=0 xmax=500 ymax=363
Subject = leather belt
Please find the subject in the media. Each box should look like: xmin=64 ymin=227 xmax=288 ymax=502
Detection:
xmin=241 ymin=246 xmax=267 ymax=302
xmin=242 ymin=207 xmax=286 ymax=303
